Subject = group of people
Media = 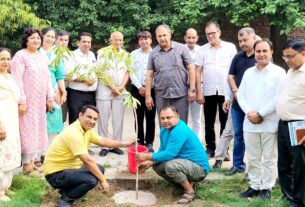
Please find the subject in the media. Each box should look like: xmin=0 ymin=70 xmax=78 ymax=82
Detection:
xmin=0 ymin=20 xmax=304 ymax=207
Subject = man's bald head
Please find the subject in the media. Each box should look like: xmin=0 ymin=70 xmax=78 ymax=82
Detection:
xmin=184 ymin=28 xmax=199 ymax=50
xmin=110 ymin=31 xmax=124 ymax=51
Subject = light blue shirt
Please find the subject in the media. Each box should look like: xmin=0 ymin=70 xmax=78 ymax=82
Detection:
xmin=130 ymin=48 xmax=152 ymax=89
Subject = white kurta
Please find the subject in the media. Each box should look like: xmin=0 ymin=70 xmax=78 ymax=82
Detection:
xmin=0 ymin=74 xmax=21 ymax=171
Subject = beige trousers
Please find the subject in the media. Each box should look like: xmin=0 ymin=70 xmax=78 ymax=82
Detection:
xmin=244 ymin=132 xmax=278 ymax=190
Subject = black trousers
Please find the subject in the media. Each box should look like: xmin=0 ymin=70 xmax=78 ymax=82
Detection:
xmin=278 ymin=120 xmax=305 ymax=207
xmin=130 ymin=85 xmax=156 ymax=145
xmin=203 ymin=95 xmax=227 ymax=152
xmin=45 ymin=164 xmax=105 ymax=204
xmin=67 ymin=88 xmax=96 ymax=124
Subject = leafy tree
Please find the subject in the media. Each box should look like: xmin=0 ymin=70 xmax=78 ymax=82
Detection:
xmin=204 ymin=0 xmax=305 ymax=65
xmin=25 ymin=0 xmax=206 ymax=49
xmin=0 ymin=0 xmax=49 ymax=51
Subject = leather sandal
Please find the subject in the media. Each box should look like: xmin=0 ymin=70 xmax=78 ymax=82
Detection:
xmin=177 ymin=191 xmax=195 ymax=204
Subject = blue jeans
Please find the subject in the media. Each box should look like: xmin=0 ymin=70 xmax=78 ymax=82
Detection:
xmin=231 ymin=106 xmax=245 ymax=170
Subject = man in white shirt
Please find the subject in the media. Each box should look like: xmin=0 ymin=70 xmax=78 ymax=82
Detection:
xmin=130 ymin=31 xmax=156 ymax=153
xmin=237 ymin=39 xmax=286 ymax=200
xmin=66 ymin=32 xmax=97 ymax=124
xmin=96 ymin=31 xmax=129 ymax=157
xmin=195 ymin=22 xmax=237 ymax=158
xmin=184 ymin=28 xmax=201 ymax=140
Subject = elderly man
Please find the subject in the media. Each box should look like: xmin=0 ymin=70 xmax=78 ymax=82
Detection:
xmin=145 ymin=24 xmax=196 ymax=123
xmin=184 ymin=28 xmax=201 ymax=139
xmin=130 ymin=31 xmax=156 ymax=152
xmin=96 ymin=31 xmax=130 ymax=157
xmin=137 ymin=106 xmax=210 ymax=204
xmin=43 ymin=105 xmax=135 ymax=207
xmin=195 ymin=22 xmax=237 ymax=158
xmin=277 ymin=39 xmax=305 ymax=207
xmin=225 ymin=27 xmax=258 ymax=175
xmin=66 ymin=32 xmax=97 ymax=124
xmin=238 ymin=39 xmax=286 ymax=200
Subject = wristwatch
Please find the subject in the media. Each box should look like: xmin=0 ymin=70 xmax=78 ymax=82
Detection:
xmin=189 ymin=88 xmax=196 ymax=93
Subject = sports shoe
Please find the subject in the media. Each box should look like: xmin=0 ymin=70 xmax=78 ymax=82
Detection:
xmin=55 ymin=199 xmax=72 ymax=207
xmin=240 ymin=187 xmax=259 ymax=198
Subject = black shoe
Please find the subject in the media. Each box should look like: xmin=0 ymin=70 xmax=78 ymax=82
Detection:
xmin=56 ymin=199 xmax=72 ymax=207
xmin=225 ymin=166 xmax=245 ymax=176
xmin=99 ymin=149 xmax=109 ymax=157
xmin=110 ymin=148 xmax=124 ymax=155
xmin=223 ymin=156 xmax=231 ymax=161
xmin=206 ymin=149 xmax=215 ymax=159
xmin=240 ymin=187 xmax=259 ymax=198
xmin=213 ymin=160 xmax=223 ymax=169
xmin=260 ymin=189 xmax=271 ymax=200
xmin=146 ymin=144 xmax=154 ymax=153
xmin=88 ymin=149 xmax=95 ymax=155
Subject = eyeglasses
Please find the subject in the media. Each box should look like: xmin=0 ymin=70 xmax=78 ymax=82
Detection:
xmin=282 ymin=53 xmax=299 ymax=62
xmin=205 ymin=31 xmax=218 ymax=36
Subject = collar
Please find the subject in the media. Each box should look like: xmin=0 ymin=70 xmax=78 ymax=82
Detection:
xmin=242 ymin=51 xmax=255 ymax=58
xmin=208 ymin=40 xmax=223 ymax=48
xmin=255 ymin=62 xmax=273 ymax=72
xmin=158 ymin=41 xmax=175 ymax=51
xmin=75 ymin=48 xmax=90 ymax=57
xmin=139 ymin=47 xmax=152 ymax=54
xmin=185 ymin=44 xmax=199 ymax=52
xmin=292 ymin=62 xmax=305 ymax=72
xmin=75 ymin=120 xmax=85 ymax=134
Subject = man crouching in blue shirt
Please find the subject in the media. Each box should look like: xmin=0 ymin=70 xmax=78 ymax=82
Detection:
xmin=137 ymin=105 xmax=210 ymax=204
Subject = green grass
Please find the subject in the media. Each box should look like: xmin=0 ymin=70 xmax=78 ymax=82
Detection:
xmin=0 ymin=175 xmax=48 ymax=207
xmin=196 ymin=174 xmax=289 ymax=207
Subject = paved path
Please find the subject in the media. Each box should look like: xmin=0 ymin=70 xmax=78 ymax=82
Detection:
xmin=89 ymin=107 xmax=234 ymax=181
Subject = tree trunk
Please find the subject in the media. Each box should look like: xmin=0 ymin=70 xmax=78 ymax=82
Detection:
xmin=269 ymin=25 xmax=288 ymax=69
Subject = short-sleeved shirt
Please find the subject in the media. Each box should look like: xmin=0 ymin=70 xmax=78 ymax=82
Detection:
xmin=43 ymin=120 xmax=101 ymax=175
xmin=229 ymin=51 xmax=256 ymax=109
xmin=147 ymin=41 xmax=193 ymax=99
xmin=195 ymin=41 xmax=236 ymax=96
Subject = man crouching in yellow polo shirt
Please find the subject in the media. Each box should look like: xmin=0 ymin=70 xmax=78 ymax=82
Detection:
xmin=43 ymin=105 xmax=135 ymax=207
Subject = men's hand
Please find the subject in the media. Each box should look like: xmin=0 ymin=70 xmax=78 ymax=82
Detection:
xmin=187 ymin=90 xmax=196 ymax=102
xmin=247 ymin=111 xmax=263 ymax=124
xmin=85 ymin=79 xmax=96 ymax=86
xmin=145 ymin=96 xmax=154 ymax=110
xmin=60 ymin=92 xmax=67 ymax=104
xmin=100 ymin=180 xmax=110 ymax=193
xmin=0 ymin=123 xmax=6 ymax=141
xmin=222 ymin=100 xmax=230 ymax=113
xmin=111 ymin=87 xmax=120 ymax=97
xmin=138 ymin=161 xmax=154 ymax=174
xmin=46 ymin=101 xmax=53 ymax=112
xmin=18 ymin=104 xmax=27 ymax=117
xmin=138 ymin=87 xmax=146 ymax=97
xmin=196 ymin=93 xmax=205 ymax=105
xmin=136 ymin=152 xmax=149 ymax=162
xmin=298 ymin=136 xmax=305 ymax=147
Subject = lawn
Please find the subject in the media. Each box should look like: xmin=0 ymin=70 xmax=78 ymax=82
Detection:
xmin=0 ymin=173 xmax=289 ymax=207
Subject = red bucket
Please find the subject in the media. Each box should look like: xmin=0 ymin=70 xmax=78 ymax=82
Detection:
xmin=127 ymin=145 xmax=148 ymax=174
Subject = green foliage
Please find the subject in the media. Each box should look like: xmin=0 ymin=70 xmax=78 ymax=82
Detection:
xmin=25 ymin=0 xmax=206 ymax=47
xmin=0 ymin=175 xmax=48 ymax=207
xmin=204 ymin=0 xmax=305 ymax=34
xmin=50 ymin=46 xmax=74 ymax=69
xmin=0 ymin=0 xmax=49 ymax=51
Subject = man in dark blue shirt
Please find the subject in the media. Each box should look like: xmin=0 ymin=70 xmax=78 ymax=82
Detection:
xmin=226 ymin=27 xmax=259 ymax=176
